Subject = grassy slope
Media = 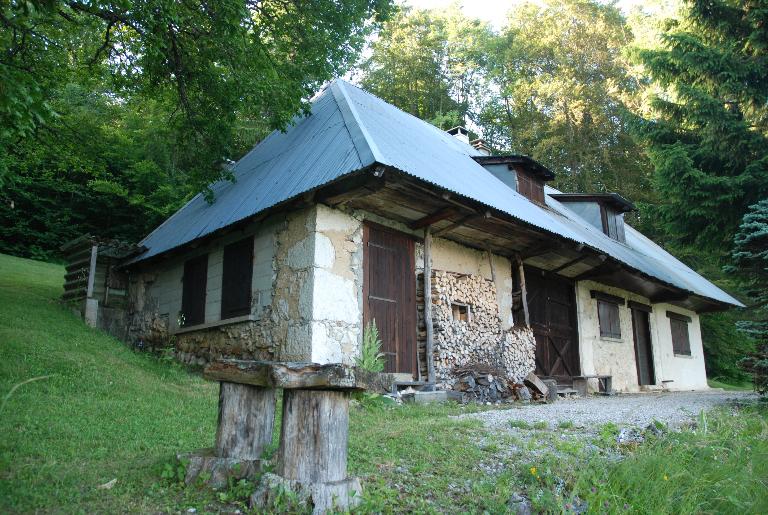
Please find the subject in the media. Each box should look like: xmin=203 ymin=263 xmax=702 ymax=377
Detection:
xmin=0 ymin=254 xmax=218 ymax=512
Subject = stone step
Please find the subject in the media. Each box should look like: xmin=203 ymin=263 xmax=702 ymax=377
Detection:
xmin=401 ymin=390 xmax=462 ymax=404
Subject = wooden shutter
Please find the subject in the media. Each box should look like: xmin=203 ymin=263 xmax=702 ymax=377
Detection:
xmin=221 ymin=236 xmax=254 ymax=319
xmin=668 ymin=315 xmax=691 ymax=355
xmin=181 ymin=254 xmax=208 ymax=326
xmin=597 ymin=300 xmax=621 ymax=338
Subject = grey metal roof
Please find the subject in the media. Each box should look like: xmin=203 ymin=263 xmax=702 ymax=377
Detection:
xmin=132 ymin=79 xmax=741 ymax=308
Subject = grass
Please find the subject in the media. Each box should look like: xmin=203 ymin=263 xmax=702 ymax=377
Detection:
xmin=708 ymin=378 xmax=753 ymax=391
xmin=1 ymin=252 xmax=767 ymax=513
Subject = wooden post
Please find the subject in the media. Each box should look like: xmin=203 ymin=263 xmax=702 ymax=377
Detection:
xmin=516 ymin=254 xmax=530 ymax=327
xmin=278 ymin=390 xmax=349 ymax=482
xmin=215 ymin=382 xmax=276 ymax=460
xmin=86 ymin=244 xmax=98 ymax=298
xmin=424 ymin=227 xmax=435 ymax=384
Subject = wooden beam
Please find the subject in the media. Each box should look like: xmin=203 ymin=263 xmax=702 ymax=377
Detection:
xmin=316 ymin=173 xmax=386 ymax=206
xmin=549 ymin=255 xmax=588 ymax=275
xmin=432 ymin=210 xmax=491 ymax=238
xmin=408 ymin=207 xmax=457 ymax=230
xmin=516 ymin=254 xmax=530 ymax=327
xmin=424 ymin=227 xmax=435 ymax=384
xmin=571 ymin=261 xmax=615 ymax=282
xmin=203 ymin=360 xmax=373 ymax=391
xmin=86 ymin=244 xmax=98 ymax=299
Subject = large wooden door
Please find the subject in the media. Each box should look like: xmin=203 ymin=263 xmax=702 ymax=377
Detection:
xmin=631 ymin=306 xmax=655 ymax=385
xmin=363 ymin=223 xmax=417 ymax=375
xmin=526 ymin=267 xmax=580 ymax=379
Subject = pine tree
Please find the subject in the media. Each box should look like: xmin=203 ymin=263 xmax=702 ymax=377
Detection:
xmin=636 ymin=0 xmax=768 ymax=251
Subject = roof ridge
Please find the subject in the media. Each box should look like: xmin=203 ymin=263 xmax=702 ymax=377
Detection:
xmin=330 ymin=80 xmax=384 ymax=166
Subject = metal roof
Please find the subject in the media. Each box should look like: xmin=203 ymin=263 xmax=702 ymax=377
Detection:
xmin=132 ymin=79 xmax=742 ymax=308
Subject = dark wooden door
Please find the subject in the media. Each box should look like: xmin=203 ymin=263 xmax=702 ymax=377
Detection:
xmin=363 ymin=223 xmax=417 ymax=375
xmin=526 ymin=267 xmax=580 ymax=379
xmin=631 ymin=308 xmax=655 ymax=385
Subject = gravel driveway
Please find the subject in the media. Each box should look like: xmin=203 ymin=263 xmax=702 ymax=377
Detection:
xmin=460 ymin=390 xmax=756 ymax=430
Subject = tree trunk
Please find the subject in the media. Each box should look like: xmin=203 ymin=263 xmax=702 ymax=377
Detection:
xmin=215 ymin=382 xmax=276 ymax=460
xmin=277 ymin=389 xmax=349 ymax=483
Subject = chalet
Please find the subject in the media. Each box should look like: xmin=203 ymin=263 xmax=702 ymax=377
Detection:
xmin=66 ymin=80 xmax=742 ymax=394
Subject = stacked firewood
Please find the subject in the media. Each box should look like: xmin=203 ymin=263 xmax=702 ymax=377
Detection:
xmin=419 ymin=270 xmax=536 ymax=387
xmin=453 ymin=363 xmax=512 ymax=403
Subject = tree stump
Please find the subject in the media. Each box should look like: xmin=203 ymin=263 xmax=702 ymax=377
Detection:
xmin=182 ymin=381 xmax=275 ymax=488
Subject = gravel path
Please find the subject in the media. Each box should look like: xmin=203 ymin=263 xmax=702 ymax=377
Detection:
xmin=460 ymin=390 xmax=756 ymax=430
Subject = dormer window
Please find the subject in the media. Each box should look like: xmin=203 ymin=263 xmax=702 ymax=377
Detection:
xmin=550 ymin=193 xmax=635 ymax=243
xmin=473 ymin=155 xmax=555 ymax=205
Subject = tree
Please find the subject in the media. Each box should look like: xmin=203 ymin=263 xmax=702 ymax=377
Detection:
xmin=357 ymin=6 xmax=492 ymax=129
xmin=635 ymin=0 xmax=768 ymax=252
xmin=1 ymin=0 xmax=393 ymax=194
xmin=732 ymin=200 xmax=768 ymax=393
xmin=480 ymin=0 xmax=653 ymax=201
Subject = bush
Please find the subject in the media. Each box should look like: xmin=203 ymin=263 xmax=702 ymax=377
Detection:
xmin=739 ymin=343 xmax=768 ymax=395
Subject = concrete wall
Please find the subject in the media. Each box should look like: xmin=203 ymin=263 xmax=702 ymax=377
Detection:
xmin=575 ymin=280 xmax=708 ymax=392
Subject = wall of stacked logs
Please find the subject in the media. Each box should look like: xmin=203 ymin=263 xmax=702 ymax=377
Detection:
xmin=417 ymin=270 xmax=536 ymax=391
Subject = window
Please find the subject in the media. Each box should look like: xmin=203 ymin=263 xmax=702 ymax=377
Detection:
xmin=452 ymin=302 xmax=470 ymax=323
xmin=668 ymin=312 xmax=691 ymax=356
xmin=221 ymin=236 xmax=254 ymax=319
xmin=591 ymin=291 xmax=624 ymax=339
xmin=516 ymin=169 xmax=545 ymax=204
xmin=181 ymin=254 xmax=208 ymax=327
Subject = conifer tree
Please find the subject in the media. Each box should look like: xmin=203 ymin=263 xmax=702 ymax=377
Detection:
xmin=636 ymin=0 xmax=768 ymax=251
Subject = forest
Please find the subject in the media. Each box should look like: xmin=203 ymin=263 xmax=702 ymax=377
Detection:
xmin=1 ymin=0 xmax=766 ymax=384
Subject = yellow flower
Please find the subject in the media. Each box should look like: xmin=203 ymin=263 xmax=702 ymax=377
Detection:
xmin=663 ymin=474 xmax=669 ymax=481
xmin=530 ymin=467 xmax=537 ymax=476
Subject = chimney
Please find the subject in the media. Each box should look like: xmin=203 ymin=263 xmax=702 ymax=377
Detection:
xmin=471 ymin=138 xmax=492 ymax=156
xmin=447 ymin=126 xmax=470 ymax=144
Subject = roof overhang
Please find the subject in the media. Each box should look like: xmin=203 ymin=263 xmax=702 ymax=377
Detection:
xmin=473 ymin=155 xmax=556 ymax=182
xmin=549 ymin=193 xmax=635 ymax=213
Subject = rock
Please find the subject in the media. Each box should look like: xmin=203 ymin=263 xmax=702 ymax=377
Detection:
xmin=616 ymin=428 xmax=644 ymax=445
xmin=508 ymin=493 xmax=533 ymax=515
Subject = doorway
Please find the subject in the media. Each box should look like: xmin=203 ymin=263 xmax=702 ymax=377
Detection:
xmin=630 ymin=303 xmax=656 ymax=386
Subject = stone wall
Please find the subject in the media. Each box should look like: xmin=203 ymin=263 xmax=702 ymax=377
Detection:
xmin=422 ymin=270 xmax=535 ymax=389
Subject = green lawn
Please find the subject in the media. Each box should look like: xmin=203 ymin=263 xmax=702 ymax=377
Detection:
xmin=1 ymin=253 xmax=766 ymax=514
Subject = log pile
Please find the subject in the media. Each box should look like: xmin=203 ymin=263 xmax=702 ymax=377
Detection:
xmin=453 ymin=363 xmax=512 ymax=403
xmin=421 ymin=270 xmax=536 ymax=390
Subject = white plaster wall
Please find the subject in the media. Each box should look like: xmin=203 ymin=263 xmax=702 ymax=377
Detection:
xmin=575 ymin=280 xmax=709 ymax=392
xmin=142 ymin=219 xmax=278 ymax=333
xmin=650 ymin=304 xmax=708 ymax=390
xmin=309 ymin=205 xmax=364 ymax=364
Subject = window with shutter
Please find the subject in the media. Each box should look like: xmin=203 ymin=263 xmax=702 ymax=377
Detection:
xmin=597 ymin=299 xmax=622 ymax=338
xmin=221 ymin=236 xmax=254 ymax=319
xmin=181 ymin=254 xmax=208 ymax=327
xmin=668 ymin=312 xmax=691 ymax=356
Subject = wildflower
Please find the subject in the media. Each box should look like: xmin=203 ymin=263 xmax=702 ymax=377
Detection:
xmin=604 ymin=501 xmax=610 ymax=508
xmin=591 ymin=486 xmax=597 ymax=494
xmin=624 ymin=503 xmax=630 ymax=510
xmin=530 ymin=466 xmax=537 ymax=476
xmin=663 ymin=474 xmax=669 ymax=481
xmin=565 ymin=503 xmax=572 ymax=510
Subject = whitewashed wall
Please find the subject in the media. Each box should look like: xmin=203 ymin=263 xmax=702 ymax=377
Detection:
xmin=575 ymin=280 xmax=708 ymax=392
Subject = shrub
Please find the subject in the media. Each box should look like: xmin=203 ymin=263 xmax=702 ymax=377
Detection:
xmin=739 ymin=343 xmax=768 ymax=395
xmin=357 ymin=320 xmax=385 ymax=373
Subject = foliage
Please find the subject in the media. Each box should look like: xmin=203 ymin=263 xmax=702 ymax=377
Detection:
xmin=731 ymin=199 xmax=768 ymax=393
xmin=358 ymin=5 xmax=492 ymax=129
xmin=357 ymin=320 xmax=385 ymax=373
xmin=634 ymin=0 xmax=768 ymax=252
xmin=481 ymin=0 xmax=653 ymax=200
xmin=1 ymin=0 xmax=393 ymax=195
xmin=700 ymin=312 xmax=754 ymax=383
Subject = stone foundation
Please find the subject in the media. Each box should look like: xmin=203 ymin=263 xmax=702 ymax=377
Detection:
xmin=422 ymin=270 xmax=535 ymax=389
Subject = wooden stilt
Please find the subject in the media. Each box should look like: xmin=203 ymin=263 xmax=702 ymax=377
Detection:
xmin=216 ymin=382 xmax=276 ymax=460
xmin=516 ymin=254 xmax=531 ymax=327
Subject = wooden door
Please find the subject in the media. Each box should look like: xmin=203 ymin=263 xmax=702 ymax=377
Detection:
xmin=526 ymin=267 xmax=580 ymax=379
xmin=631 ymin=307 xmax=655 ymax=385
xmin=363 ymin=223 xmax=417 ymax=375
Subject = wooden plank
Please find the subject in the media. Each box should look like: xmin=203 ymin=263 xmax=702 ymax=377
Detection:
xmin=424 ymin=228 xmax=435 ymax=384
xmin=203 ymin=361 xmax=373 ymax=391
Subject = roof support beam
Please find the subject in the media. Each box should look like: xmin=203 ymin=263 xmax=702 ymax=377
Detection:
xmin=431 ymin=210 xmax=490 ymax=238
xmin=408 ymin=207 xmax=457 ymax=230
xmin=549 ymin=255 xmax=588 ymax=275
xmin=315 ymin=171 xmax=386 ymax=206
xmin=651 ymin=291 xmax=690 ymax=304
